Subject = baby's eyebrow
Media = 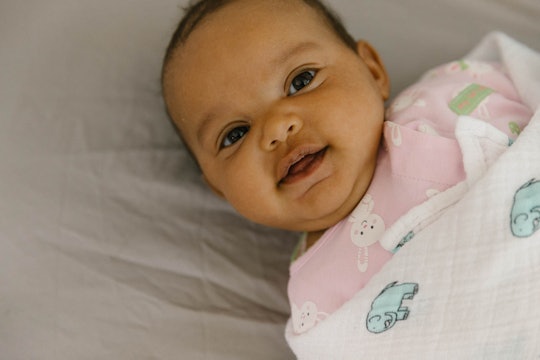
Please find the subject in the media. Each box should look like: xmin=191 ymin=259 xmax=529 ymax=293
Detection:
xmin=271 ymin=41 xmax=320 ymax=68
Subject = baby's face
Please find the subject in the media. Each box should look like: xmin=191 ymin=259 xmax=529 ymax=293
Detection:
xmin=164 ymin=0 xmax=389 ymax=233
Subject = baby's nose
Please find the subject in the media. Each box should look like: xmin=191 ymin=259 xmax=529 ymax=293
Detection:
xmin=260 ymin=112 xmax=303 ymax=151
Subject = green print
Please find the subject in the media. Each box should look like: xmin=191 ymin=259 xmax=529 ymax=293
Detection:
xmin=508 ymin=121 xmax=521 ymax=136
xmin=457 ymin=60 xmax=469 ymax=70
xmin=449 ymin=84 xmax=493 ymax=116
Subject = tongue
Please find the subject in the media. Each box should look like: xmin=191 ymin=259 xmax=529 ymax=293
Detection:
xmin=289 ymin=153 xmax=317 ymax=175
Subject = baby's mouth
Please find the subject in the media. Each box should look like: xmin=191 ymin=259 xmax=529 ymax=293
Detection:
xmin=279 ymin=147 xmax=328 ymax=185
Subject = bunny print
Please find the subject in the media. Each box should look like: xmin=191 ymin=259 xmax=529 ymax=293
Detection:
xmin=348 ymin=194 xmax=386 ymax=272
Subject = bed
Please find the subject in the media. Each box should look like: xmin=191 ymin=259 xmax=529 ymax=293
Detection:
xmin=1 ymin=1 xmax=538 ymax=359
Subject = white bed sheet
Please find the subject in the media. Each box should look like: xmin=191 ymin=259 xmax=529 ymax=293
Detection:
xmin=0 ymin=1 xmax=538 ymax=359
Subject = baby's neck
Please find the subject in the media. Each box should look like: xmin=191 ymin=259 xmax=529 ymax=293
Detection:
xmin=305 ymin=230 xmax=326 ymax=250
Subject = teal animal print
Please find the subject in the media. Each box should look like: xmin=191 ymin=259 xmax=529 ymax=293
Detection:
xmin=366 ymin=281 xmax=419 ymax=334
xmin=392 ymin=231 xmax=415 ymax=254
xmin=510 ymin=179 xmax=540 ymax=238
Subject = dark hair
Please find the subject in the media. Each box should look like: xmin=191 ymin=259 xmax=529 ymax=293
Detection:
xmin=162 ymin=0 xmax=357 ymax=73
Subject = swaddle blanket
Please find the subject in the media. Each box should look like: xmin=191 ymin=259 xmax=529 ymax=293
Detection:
xmin=285 ymin=32 xmax=540 ymax=359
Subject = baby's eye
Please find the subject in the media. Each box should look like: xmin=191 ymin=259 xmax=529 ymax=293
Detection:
xmin=221 ymin=125 xmax=249 ymax=148
xmin=288 ymin=70 xmax=316 ymax=95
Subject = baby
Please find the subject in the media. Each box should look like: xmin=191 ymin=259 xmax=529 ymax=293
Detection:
xmin=161 ymin=0 xmax=532 ymax=335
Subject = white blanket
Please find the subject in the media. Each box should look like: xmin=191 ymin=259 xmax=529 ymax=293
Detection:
xmin=286 ymin=32 xmax=540 ymax=359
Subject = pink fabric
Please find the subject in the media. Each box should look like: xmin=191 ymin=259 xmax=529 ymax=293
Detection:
xmin=287 ymin=60 xmax=532 ymax=334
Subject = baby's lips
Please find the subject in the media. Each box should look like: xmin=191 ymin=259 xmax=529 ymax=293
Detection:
xmin=277 ymin=145 xmax=327 ymax=185
xmin=277 ymin=145 xmax=318 ymax=181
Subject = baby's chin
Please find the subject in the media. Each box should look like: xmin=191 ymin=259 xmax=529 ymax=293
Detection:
xmin=277 ymin=196 xmax=364 ymax=233
xmin=233 ymin=175 xmax=369 ymax=233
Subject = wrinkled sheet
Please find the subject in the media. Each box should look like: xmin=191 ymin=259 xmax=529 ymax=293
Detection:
xmin=1 ymin=1 xmax=539 ymax=359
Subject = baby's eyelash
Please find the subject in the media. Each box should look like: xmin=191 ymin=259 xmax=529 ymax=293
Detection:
xmin=288 ymin=70 xmax=317 ymax=96
xmin=220 ymin=125 xmax=250 ymax=149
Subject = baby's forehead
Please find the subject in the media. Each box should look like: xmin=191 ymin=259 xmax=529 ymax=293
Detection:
xmin=164 ymin=0 xmax=333 ymax=84
xmin=180 ymin=0 xmax=332 ymax=46
xmin=163 ymin=0 xmax=351 ymax=140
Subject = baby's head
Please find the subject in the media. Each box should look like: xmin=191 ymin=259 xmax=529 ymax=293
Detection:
xmin=162 ymin=0 xmax=389 ymax=235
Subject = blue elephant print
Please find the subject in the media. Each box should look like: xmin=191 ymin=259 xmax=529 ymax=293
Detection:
xmin=391 ymin=231 xmax=415 ymax=254
xmin=366 ymin=281 xmax=419 ymax=334
xmin=510 ymin=179 xmax=540 ymax=238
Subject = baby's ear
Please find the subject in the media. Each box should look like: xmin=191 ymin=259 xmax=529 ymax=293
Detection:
xmin=202 ymin=175 xmax=225 ymax=198
xmin=356 ymin=41 xmax=390 ymax=100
